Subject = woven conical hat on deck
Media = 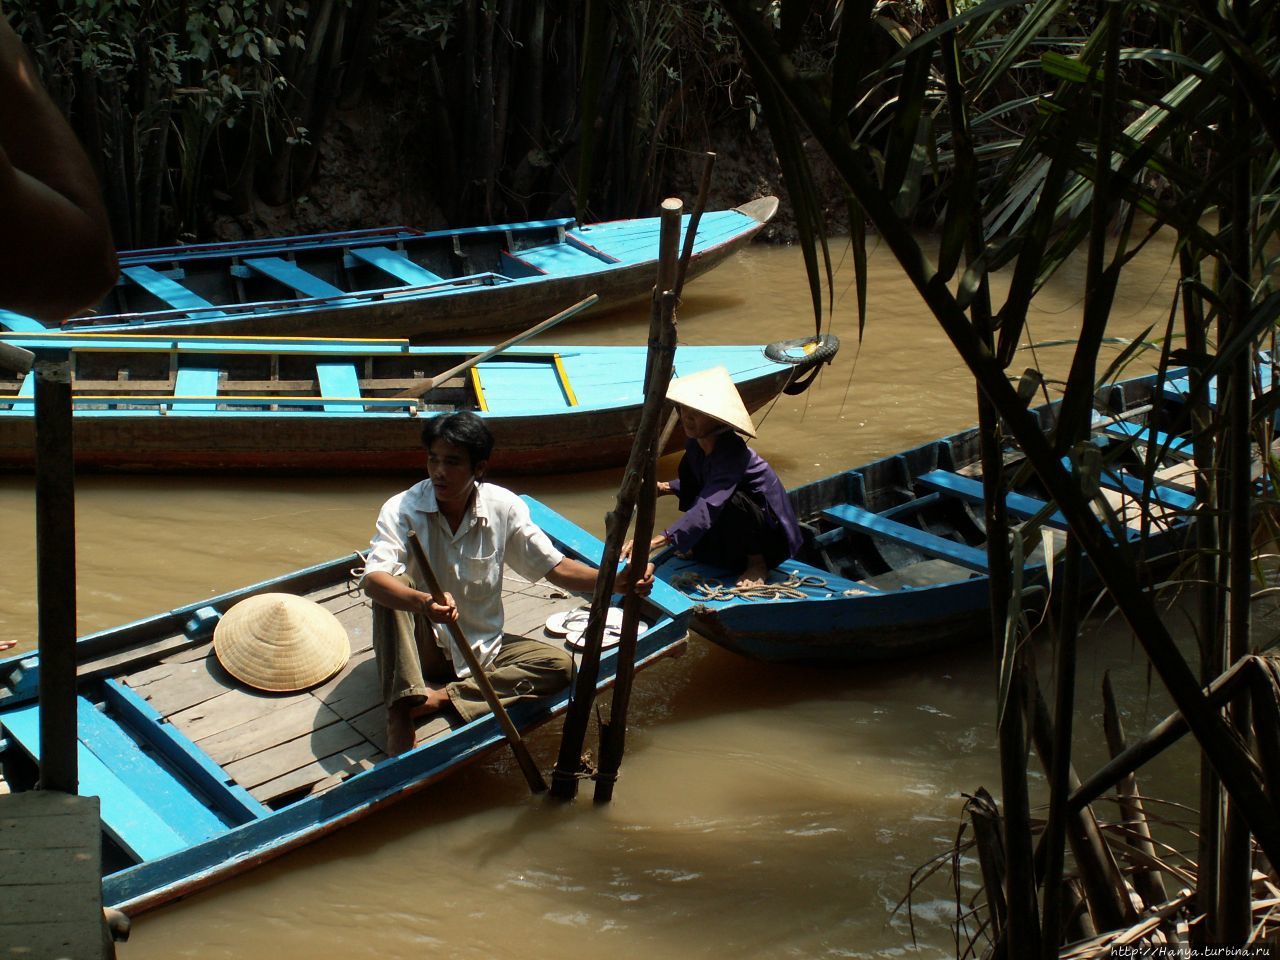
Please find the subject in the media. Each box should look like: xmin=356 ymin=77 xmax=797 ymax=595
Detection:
xmin=666 ymin=366 xmax=756 ymax=437
xmin=213 ymin=593 xmax=350 ymax=693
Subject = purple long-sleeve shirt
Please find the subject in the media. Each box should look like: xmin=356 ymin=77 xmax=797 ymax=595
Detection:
xmin=663 ymin=432 xmax=803 ymax=556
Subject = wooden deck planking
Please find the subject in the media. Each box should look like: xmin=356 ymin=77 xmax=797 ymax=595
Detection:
xmin=195 ymin=697 xmax=345 ymax=766
xmin=0 ymin=791 xmax=108 ymax=960
xmin=248 ymin=740 xmax=382 ymax=803
xmin=224 ymin=719 xmax=370 ymax=789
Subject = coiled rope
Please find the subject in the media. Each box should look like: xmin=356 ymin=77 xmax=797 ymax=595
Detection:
xmin=669 ymin=570 xmax=875 ymax=601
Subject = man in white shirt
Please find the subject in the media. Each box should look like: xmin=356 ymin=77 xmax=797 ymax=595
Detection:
xmin=363 ymin=411 xmax=652 ymax=755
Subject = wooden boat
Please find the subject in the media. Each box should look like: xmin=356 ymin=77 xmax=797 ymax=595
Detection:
xmin=0 ymin=500 xmax=694 ymax=914
xmin=0 ymin=199 xmax=778 ymax=341
xmin=656 ymin=368 xmax=1200 ymax=663
xmin=0 ymin=328 xmax=838 ymax=474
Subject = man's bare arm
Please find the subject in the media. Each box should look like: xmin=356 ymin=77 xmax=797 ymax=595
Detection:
xmin=0 ymin=13 xmax=117 ymax=320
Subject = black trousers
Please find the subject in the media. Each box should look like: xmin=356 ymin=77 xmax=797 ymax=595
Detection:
xmin=688 ymin=489 xmax=790 ymax=571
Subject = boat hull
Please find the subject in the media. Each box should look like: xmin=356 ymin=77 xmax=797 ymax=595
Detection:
xmin=0 ymin=500 xmax=694 ymax=914
xmin=661 ymin=368 xmax=1198 ymax=663
xmin=42 ymin=198 xmax=779 ymax=342
xmin=0 ymin=338 xmax=827 ymax=474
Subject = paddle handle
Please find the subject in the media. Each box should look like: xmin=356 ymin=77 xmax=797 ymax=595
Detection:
xmin=397 ymin=293 xmax=599 ymax=399
xmin=405 ymin=531 xmax=547 ymax=793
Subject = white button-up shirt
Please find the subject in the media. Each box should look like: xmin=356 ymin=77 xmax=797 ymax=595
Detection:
xmin=362 ymin=479 xmax=565 ymax=676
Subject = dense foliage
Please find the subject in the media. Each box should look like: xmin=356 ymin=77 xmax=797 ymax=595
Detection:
xmin=8 ymin=0 xmax=770 ymax=246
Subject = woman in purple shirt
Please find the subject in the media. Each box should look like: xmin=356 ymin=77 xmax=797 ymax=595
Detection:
xmin=630 ymin=367 xmax=803 ymax=587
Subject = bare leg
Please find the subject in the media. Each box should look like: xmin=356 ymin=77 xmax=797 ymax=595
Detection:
xmin=386 ymin=697 xmax=422 ymax=756
xmin=736 ymin=554 xmax=769 ymax=588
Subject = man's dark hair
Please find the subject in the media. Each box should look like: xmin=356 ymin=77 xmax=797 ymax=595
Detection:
xmin=421 ymin=411 xmax=494 ymax=467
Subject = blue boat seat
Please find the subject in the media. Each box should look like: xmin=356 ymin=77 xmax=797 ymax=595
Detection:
xmin=916 ymin=469 xmax=1146 ymax=543
xmin=1099 ymin=420 xmax=1193 ymax=459
xmin=821 ymin=503 xmax=990 ymax=574
xmin=316 ymin=362 xmax=362 ymax=413
xmin=0 ymin=309 xmax=51 ymax=332
xmin=917 ymin=470 xmax=1070 ymax=528
xmin=172 ymin=366 xmax=220 ymax=411
xmin=123 ymin=265 xmax=226 ymax=317
xmin=1097 ymin=468 xmax=1197 ymax=511
xmin=348 ymin=246 xmax=444 ymax=286
xmin=5 ymin=370 xmax=35 ymax=412
xmin=245 ymin=257 xmax=346 ymax=299
xmin=509 ymin=241 xmax=617 ymax=277
xmin=0 ymin=698 xmax=230 ymax=862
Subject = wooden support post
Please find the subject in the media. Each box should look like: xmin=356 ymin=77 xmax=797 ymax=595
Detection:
xmin=550 ymin=198 xmax=684 ymax=801
xmin=33 ymin=355 xmax=78 ymax=794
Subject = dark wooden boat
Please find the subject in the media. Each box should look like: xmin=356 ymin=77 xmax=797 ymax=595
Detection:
xmin=0 ymin=199 xmax=778 ymax=341
xmin=0 ymin=329 xmax=837 ymax=474
xmin=656 ymin=368 xmax=1199 ymax=663
xmin=0 ymin=500 xmax=693 ymax=915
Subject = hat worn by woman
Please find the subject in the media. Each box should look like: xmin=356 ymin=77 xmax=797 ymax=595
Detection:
xmin=214 ymin=593 xmax=351 ymax=693
xmin=666 ymin=365 xmax=757 ymax=438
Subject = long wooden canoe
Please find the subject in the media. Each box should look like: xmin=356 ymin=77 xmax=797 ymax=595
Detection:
xmin=656 ymin=367 xmax=1202 ymax=663
xmin=0 ymin=328 xmax=838 ymax=474
xmin=0 ymin=199 xmax=778 ymax=342
xmin=0 ymin=500 xmax=693 ymax=915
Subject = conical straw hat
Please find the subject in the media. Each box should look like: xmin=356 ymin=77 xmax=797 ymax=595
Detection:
xmin=666 ymin=366 xmax=756 ymax=437
xmin=213 ymin=593 xmax=350 ymax=693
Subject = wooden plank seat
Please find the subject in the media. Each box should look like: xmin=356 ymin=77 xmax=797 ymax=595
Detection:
xmin=172 ymin=366 xmax=220 ymax=411
xmin=244 ymin=257 xmax=347 ymax=299
xmin=123 ymin=265 xmax=227 ymax=317
xmin=315 ymin=362 xmax=362 ymax=413
xmin=821 ymin=502 xmax=990 ymax=574
xmin=0 ymin=698 xmax=230 ymax=862
xmin=347 ymin=246 xmax=445 ymax=286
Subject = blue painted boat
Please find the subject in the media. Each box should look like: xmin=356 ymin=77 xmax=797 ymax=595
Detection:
xmin=1 ymin=199 xmax=778 ymax=342
xmin=0 ymin=328 xmax=837 ymax=474
xmin=0 ymin=499 xmax=693 ymax=915
xmin=657 ymin=368 xmax=1199 ymax=663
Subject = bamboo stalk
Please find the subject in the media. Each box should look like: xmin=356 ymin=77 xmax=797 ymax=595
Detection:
xmin=1101 ymin=670 xmax=1170 ymax=911
xmin=549 ymin=199 xmax=684 ymax=801
xmin=1029 ymin=668 xmax=1133 ymax=932
xmin=1071 ymin=655 xmax=1257 ymax=814
xmin=404 ymin=531 xmax=546 ymax=794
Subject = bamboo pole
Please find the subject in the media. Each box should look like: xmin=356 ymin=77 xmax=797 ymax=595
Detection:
xmin=404 ymin=531 xmax=547 ymax=794
xmin=395 ymin=295 xmax=598 ymax=399
xmin=549 ymin=199 xmax=684 ymax=801
xmin=593 ymin=155 xmax=714 ymax=804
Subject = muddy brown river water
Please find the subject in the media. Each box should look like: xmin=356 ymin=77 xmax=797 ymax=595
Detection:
xmin=1 ymin=231 xmax=1209 ymax=958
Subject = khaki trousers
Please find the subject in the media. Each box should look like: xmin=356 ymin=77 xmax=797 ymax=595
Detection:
xmin=371 ymin=580 xmax=574 ymax=724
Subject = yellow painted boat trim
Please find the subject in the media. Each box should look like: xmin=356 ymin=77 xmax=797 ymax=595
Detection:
xmin=470 ymin=367 xmax=488 ymax=412
xmin=553 ymin=354 xmax=578 ymax=407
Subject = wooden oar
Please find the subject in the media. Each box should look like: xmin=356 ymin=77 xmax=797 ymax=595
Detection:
xmin=405 ymin=530 xmax=548 ymax=794
xmin=396 ymin=293 xmax=599 ymax=399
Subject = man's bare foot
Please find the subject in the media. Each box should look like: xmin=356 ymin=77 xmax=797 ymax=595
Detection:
xmin=409 ymin=683 xmax=451 ymax=719
xmin=386 ymin=700 xmax=417 ymax=756
xmin=736 ymin=554 xmax=769 ymax=589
